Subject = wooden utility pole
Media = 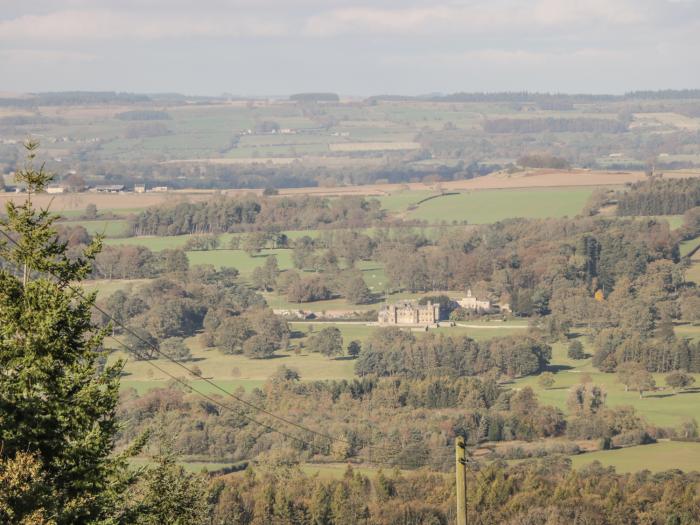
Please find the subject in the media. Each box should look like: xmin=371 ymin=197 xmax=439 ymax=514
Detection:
xmin=455 ymin=436 xmax=467 ymax=525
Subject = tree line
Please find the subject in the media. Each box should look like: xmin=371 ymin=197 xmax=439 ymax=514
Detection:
xmin=129 ymin=195 xmax=385 ymax=236
xmin=616 ymin=178 xmax=700 ymax=216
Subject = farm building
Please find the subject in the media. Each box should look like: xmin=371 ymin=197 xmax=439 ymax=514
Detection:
xmin=93 ymin=184 xmax=124 ymax=193
xmin=378 ymin=300 xmax=440 ymax=326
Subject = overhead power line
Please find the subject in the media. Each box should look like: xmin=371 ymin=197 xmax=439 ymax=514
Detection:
xmin=0 ymin=227 xmax=450 ymax=467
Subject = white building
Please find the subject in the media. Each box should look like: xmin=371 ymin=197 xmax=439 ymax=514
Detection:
xmin=46 ymin=185 xmax=65 ymax=194
xmin=457 ymin=290 xmax=491 ymax=311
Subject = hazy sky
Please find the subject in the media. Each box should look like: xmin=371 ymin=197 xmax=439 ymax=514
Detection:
xmin=1 ymin=0 xmax=699 ymax=96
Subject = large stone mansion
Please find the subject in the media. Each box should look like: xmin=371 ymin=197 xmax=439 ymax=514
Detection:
xmin=378 ymin=290 xmax=497 ymax=326
xmin=378 ymin=300 xmax=440 ymax=326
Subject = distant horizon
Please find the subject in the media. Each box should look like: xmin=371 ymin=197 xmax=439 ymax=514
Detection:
xmin=3 ymin=88 xmax=700 ymax=100
xmin=2 ymin=1 xmax=699 ymax=95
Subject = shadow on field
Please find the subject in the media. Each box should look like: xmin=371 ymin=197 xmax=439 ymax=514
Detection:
xmin=678 ymin=388 xmax=700 ymax=394
xmin=547 ymin=364 xmax=573 ymax=373
xmin=646 ymin=393 xmax=676 ymax=399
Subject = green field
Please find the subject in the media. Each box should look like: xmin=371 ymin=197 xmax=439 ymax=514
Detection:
xmin=407 ymin=188 xmax=594 ymax=224
xmin=65 ymin=219 xmax=129 ymax=237
xmin=656 ymin=215 xmax=684 ymax=230
xmin=375 ymin=190 xmax=436 ymax=213
xmin=626 ymin=215 xmax=685 ymax=231
xmin=83 ymin=278 xmax=151 ymax=296
xmin=676 ymin=324 xmax=700 ymax=342
xmin=571 ymin=441 xmax=700 ymax=473
xmin=187 ymin=249 xmax=295 ymax=276
xmin=104 ymin=235 xmax=203 ymax=251
xmin=680 ymin=236 xmax=700 ymax=257
xmin=687 ymin=262 xmax=700 ymax=284
xmin=112 ymin=333 xmax=357 ymax=389
xmin=264 ymin=288 xmax=465 ymax=313
xmin=290 ymin=322 xmax=377 ymax=344
xmin=513 ymin=335 xmax=700 ymax=427
xmin=58 ymin=208 xmax=144 ymax=219
xmin=113 ymin=318 xmax=528 ymax=395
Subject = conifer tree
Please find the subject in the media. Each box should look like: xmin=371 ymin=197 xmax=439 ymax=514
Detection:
xmin=0 ymin=142 xmax=134 ymax=523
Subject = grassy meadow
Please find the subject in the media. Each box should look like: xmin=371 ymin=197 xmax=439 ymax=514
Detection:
xmin=112 ymin=319 xmax=529 ymax=395
xmin=406 ymin=188 xmax=593 ymax=223
xmin=571 ymin=441 xmax=700 ymax=473
xmin=512 ymin=334 xmax=700 ymax=428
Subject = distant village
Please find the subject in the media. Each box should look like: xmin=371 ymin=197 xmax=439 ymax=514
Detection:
xmin=3 ymin=181 xmax=168 ymax=195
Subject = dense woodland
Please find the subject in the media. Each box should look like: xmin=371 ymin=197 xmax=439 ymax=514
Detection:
xmin=129 ymin=195 xmax=386 ymax=235
xmin=616 ymin=178 xmax=700 ymax=216
xmin=200 ymin=459 xmax=700 ymax=525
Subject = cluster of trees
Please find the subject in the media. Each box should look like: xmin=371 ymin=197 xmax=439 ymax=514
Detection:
xmin=681 ymin=206 xmax=700 ymax=240
xmin=185 ymin=234 xmax=221 ymax=251
xmin=355 ymin=328 xmax=552 ymax=379
xmin=116 ymin=354 xmax=679 ymax=470
xmin=202 ymin=305 xmax=290 ymax=359
xmin=245 ymin=213 xmax=693 ymax=319
xmin=93 ymin=245 xmax=189 ymax=279
xmin=616 ymin=178 xmax=700 ymax=216
xmin=129 ymin=195 xmax=385 ymax=236
xmin=98 ymin=266 xmax=293 ymax=360
xmin=58 ymin=215 xmax=190 ymax=281
xmin=117 ymin=369 xmax=566 ymax=466
xmin=592 ymin=326 xmax=700 ymax=373
xmin=516 ymin=153 xmax=570 ymax=169
xmin=376 ymin=217 xmax=677 ymax=308
xmin=305 ymin=327 xmax=345 ymax=357
xmin=275 ymin=267 xmax=372 ymax=304
xmin=200 ymin=458 xmax=700 ymax=524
